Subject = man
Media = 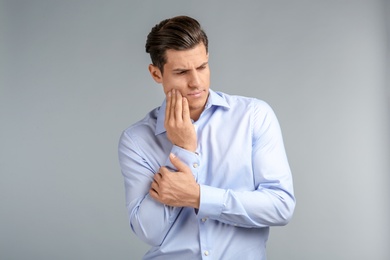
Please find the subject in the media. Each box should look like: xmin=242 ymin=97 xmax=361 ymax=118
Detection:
xmin=118 ymin=15 xmax=295 ymax=259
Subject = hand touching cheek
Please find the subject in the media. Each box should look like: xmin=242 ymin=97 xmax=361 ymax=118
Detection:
xmin=164 ymin=89 xmax=197 ymax=152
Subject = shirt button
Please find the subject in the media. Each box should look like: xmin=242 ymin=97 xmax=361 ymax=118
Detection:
xmin=204 ymin=251 xmax=209 ymax=256
xmin=193 ymin=163 xmax=198 ymax=168
xmin=201 ymin=217 xmax=207 ymax=222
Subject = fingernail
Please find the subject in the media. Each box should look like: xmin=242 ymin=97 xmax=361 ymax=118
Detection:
xmin=170 ymin=153 xmax=176 ymax=158
xmin=168 ymin=91 xmax=171 ymax=97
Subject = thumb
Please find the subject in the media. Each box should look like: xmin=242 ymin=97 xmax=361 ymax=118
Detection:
xmin=169 ymin=153 xmax=189 ymax=172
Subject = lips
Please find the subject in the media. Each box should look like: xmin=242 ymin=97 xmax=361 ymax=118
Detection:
xmin=187 ymin=90 xmax=204 ymax=98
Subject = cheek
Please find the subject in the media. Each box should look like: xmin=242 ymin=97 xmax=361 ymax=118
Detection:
xmin=162 ymin=83 xmax=170 ymax=93
xmin=201 ymin=71 xmax=210 ymax=84
xmin=162 ymin=77 xmax=185 ymax=92
xmin=161 ymin=77 xmax=174 ymax=94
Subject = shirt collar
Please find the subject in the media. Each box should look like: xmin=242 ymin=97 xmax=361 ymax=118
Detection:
xmin=155 ymin=89 xmax=230 ymax=135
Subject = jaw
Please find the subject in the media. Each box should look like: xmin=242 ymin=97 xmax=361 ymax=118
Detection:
xmin=188 ymin=90 xmax=209 ymax=120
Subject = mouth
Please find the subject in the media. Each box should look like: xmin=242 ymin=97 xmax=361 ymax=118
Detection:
xmin=186 ymin=90 xmax=205 ymax=98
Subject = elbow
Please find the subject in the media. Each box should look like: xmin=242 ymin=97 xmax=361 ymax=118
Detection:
xmin=126 ymin=197 xmax=175 ymax=247
xmin=276 ymin=194 xmax=296 ymax=226
xmin=130 ymin=219 xmax=165 ymax=247
xmin=126 ymin=200 xmax=168 ymax=247
xmin=278 ymin=207 xmax=294 ymax=226
xmin=128 ymin=207 xmax=165 ymax=247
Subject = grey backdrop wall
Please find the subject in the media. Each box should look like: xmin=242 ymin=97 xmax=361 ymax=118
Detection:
xmin=1 ymin=0 xmax=389 ymax=259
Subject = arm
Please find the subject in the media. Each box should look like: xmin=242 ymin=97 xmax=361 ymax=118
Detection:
xmin=150 ymin=153 xmax=200 ymax=208
xmin=118 ymin=90 xmax=200 ymax=245
xmin=197 ymin=101 xmax=296 ymax=228
xmin=149 ymin=89 xmax=200 ymax=208
xmin=118 ymin=132 xmax=183 ymax=246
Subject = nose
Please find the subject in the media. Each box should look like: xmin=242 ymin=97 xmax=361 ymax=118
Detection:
xmin=188 ymin=70 xmax=201 ymax=88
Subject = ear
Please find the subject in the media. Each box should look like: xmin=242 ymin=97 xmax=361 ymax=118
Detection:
xmin=148 ymin=64 xmax=163 ymax=84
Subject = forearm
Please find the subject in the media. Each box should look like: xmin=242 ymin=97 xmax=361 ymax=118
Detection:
xmin=119 ymin=132 xmax=183 ymax=246
xmin=164 ymin=145 xmax=295 ymax=227
xmin=128 ymin=193 xmax=182 ymax=246
xmin=197 ymin=184 xmax=295 ymax=228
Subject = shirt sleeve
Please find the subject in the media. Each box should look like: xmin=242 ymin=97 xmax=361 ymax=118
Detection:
xmin=197 ymin=100 xmax=296 ymax=228
xmin=118 ymin=131 xmax=182 ymax=246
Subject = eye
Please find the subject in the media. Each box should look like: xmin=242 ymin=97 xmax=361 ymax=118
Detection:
xmin=198 ymin=64 xmax=207 ymax=70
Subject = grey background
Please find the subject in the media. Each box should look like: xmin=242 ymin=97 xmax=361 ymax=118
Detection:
xmin=1 ymin=0 xmax=389 ymax=259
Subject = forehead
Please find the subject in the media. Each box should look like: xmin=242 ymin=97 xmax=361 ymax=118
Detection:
xmin=164 ymin=43 xmax=208 ymax=68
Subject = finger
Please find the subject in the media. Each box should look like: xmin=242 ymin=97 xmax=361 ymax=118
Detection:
xmin=151 ymin=180 xmax=159 ymax=191
xmin=169 ymin=153 xmax=190 ymax=172
xmin=159 ymin=166 xmax=168 ymax=174
xmin=170 ymin=89 xmax=177 ymax=120
xmin=182 ymin=97 xmax=190 ymax=121
xmin=175 ymin=91 xmax=183 ymax=121
xmin=153 ymin=172 xmax=162 ymax=182
xmin=165 ymin=90 xmax=172 ymax=122
xmin=149 ymin=188 xmax=158 ymax=199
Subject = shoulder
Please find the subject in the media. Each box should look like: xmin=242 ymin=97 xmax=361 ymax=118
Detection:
xmin=215 ymin=91 xmax=279 ymax=135
xmin=121 ymin=107 xmax=160 ymax=140
xmin=214 ymin=90 xmax=272 ymax=112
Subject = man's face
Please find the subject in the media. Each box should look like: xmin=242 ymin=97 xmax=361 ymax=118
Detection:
xmin=149 ymin=43 xmax=210 ymax=119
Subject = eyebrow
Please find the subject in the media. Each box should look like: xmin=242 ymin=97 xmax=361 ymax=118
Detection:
xmin=172 ymin=62 xmax=208 ymax=73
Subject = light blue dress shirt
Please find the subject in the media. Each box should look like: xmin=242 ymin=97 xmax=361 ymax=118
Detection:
xmin=118 ymin=89 xmax=295 ymax=260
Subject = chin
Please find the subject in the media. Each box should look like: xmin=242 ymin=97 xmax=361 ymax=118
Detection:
xmin=190 ymin=100 xmax=207 ymax=110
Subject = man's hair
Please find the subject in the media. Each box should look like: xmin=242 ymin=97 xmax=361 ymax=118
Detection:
xmin=145 ymin=15 xmax=209 ymax=73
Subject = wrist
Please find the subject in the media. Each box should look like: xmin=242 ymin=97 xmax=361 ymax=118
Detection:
xmin=191 ymin=184 xmax=200 ymax=209
xmin=184 ymin=145 xmax=197 ymax=153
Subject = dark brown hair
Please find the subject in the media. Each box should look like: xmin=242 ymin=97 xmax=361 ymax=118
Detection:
xmin=145 ymin=15 xmax=209 ymax=73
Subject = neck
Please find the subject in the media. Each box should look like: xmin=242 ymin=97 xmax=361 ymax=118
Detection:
xmin=190 ymin=111 xmax=201 ymax=122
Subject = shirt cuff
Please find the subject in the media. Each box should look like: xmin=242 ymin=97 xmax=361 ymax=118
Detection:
xmin=197 ymin=185 xmax=225 ymax=219
xmin=164 ymin=145 xmax=200 ymax=178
